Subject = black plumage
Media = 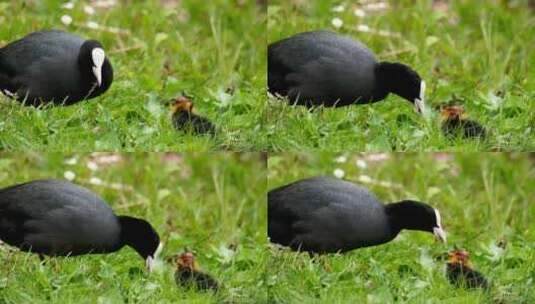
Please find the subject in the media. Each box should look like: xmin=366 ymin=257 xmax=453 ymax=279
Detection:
xmin=268 ymin=176 xmax=446 ymax=254
xmin=171 ymin=96 xmax=216 ymax=136
xmin=0 ymin=30 xmax=113 ymax=106
xmin=268 ymin=30 xmax=426 ymax=113
xmin=442 ymin=118 xmax=487 ymax=139
xmin=173 ymin=252 xmax=219 ymax=292
xmin=446 ymin=250 xmax=489 ymax=289
xmin=0 ymin=179 xmax=161 ymax=270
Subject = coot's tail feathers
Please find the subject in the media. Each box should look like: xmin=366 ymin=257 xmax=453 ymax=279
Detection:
xmin=0 ymin=74 xmax=18 ymax=98
xmin=267 ymin=71 xmax=288 ymax=97
xmin=0 ymin=52 xmax=18 ymax=97
xmin=0 ymin=209 xmax=30 ymax=247
xmin=0 ymin=49 xmax=16 ymax=77
xmin=267 ymin=49 xmax=290 ymax=97
xmin=268 ymin=217 xmax=294 ymax=247
xmin=268 ymin=43 xmax=319 ymax=107
xmin=268 ymin=190 xmax=298 ymax=247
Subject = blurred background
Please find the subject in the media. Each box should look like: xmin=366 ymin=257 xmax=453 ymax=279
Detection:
xmin=268 ymin=152 xmax=534 ymax=303
xmin=0 ymin=152 xmax=267 ymax=303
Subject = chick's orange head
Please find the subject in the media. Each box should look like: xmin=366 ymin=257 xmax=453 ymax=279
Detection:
xmin=440 ymin=105 xmax=466 ymax=119
xmin=448 ymin=249 xmax=470 ymax=265
xmin=178 ymin=252 xmax=198 ymax=270
xmin=171 ymin=96 xmax=194 ymax=114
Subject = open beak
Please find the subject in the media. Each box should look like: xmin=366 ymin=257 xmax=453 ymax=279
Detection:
xmin=92 ymin=66 xmax=102 ymax=87
xmin=414 ymin=80 xmax=426 ymax=115
xmin=433 ymin=227 xmax=447 ymax=243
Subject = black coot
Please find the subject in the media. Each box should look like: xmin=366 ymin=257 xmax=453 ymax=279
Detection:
xmin=171 ymin=96 xmax=216 ymax=136
xmin=0 ymin=179 xmax=161 ymax=271
xmin=268 ymin=176 xmax=446 ymax=253
xmin=268 ymin=30 xmax=426 ymax=114
xmin=0 ymin=30 xmax=113 ymax=106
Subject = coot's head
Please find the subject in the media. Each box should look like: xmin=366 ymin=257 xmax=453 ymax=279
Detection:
xmin=376 ymin=62 xmax=426 ymax=114
xmin=386 ymin=200 xmax=446 ymax=242
xmin=79 ymin=40 xmax=108 ymax=87
xmin=118 ymin=216 xmax=162 ymax=272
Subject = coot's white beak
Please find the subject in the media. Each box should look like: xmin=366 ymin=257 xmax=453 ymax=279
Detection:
xmin=433 ymin=227 xmax=447 ymax=243
xmin=146 ymin=255 xmax=155 ymax=272
xmin=91 ymin=48 xmax=105 ymax=87
xmin=92 ymin=66 xmax=102 ymax=87
xmin=414 ymin=80 xmax=426 ymax=115
xmin=433 ymin=208 xmax=446 ymax=243
xmin=145 ymin=242 xmax=163 ymax=272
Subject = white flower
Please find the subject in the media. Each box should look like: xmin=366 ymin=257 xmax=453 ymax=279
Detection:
xmin=357 ymin=24 xmax=370 ymax=32
xmin=358 ymin=175 xmax=372 ymax=183
xmin=356 ymin=159 xmax=367 ymax=169
xmin=334 ymin=155 xmax=347 ymax=163
xmin=89 ymin=177 xmax=103 ymax=185
xmin=332 ymin=5 xmax=345 ymax=13
xmin=364 ymin=2 xmax=389 ymax=11
xmin=331 ymin=18 xmax=343 ymax=29
xmin=62 ymin=2 xmax=74 ymax=10
xmin=354 ymin=9 xmax=366 ymax=17
xmin=64 ymin=157 xmax=78 ymax=165
xmin=333 ymin=169 xmax=345 ymax=179
xmin=84 ymin=5 xmax=95 ymax=15
xmin=86 ymin=161 xmax=98 ymax=171
xmin=61 ymin=15 xmax=73 ymax=26
xmin=64 ymin=171 xmax=76 ymax=181
xmin=86 ymin=21 xmax=99 ymax=29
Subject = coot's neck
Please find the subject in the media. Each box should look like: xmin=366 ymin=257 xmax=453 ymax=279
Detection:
xmin=118 ymin=216 xmax=159 ymax=260
xmin=385 ymin=200 xmax=433 ymax=234
xmin=375 ymin=62 xmax=421 ymax=103
xmin=78 ymin=45 xmax=96 ymax=87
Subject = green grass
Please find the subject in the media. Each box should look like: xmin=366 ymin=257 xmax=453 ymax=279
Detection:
xmin=0 ymin=153 xmax=267 ymax=303
xmin=265 ymin=0 xmax=535 ymax=151
xmin=267 ymin=152 xmax=535 ymax=303
xmin=0 ymin=0 xmax=266 ymax=151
